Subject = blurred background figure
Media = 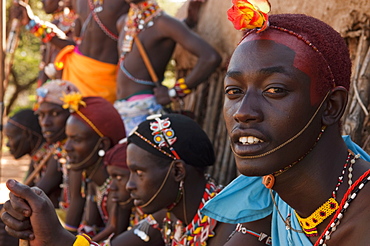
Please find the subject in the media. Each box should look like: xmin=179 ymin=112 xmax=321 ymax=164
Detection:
xmin=4 ymin=109 xmax=45 ymax=183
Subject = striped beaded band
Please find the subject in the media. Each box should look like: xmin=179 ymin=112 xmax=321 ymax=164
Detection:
xmin=132 ymin=115 xmax=181 ymax=160
xmin=133 ymin=131 xmax=177 ymax=160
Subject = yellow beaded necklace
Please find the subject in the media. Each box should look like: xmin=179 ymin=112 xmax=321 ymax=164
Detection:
xmin=294 ymin=152 xmax=358 ymax=237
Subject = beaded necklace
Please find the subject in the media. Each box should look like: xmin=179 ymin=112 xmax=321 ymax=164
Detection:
xmin=29 ymin=142 xmax=50 ymax=184
xmin=53 ymin=8 xmax=77 ymax=34
xmin=54 ymin=139 xmax=68 ymax=161
xmin=31 ymin=142 xmax=49 ymax=163
xmin=129 ymin=207 xmax=147 ymax=230
xmin=96 ymin=176 xmax=112 ymax=224
xmin=315 ymin=168 xmax=370 ymax=246
xmin=86 ymin=0 xmax=118 ymax=41
xmin=294 ymin=152 xmax=357 ymax=237
xmin=93 ymin=0 xmax=104 ymax=13
xmin=162 ymin=180 xmax=221 ymax=246
xmin=121 ymin=0 xmax=162 ymax=58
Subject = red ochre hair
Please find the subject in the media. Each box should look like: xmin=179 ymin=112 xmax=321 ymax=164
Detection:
xmin=242 ymin=14 xmax=352 ymax=96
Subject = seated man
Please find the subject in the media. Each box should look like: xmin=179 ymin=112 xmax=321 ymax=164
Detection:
xmin=4 ymin=109 xmax=45 ymax=183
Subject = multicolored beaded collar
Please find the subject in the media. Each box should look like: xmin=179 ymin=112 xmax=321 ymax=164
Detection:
xmin=162 ymin=180 xmax=221 ymax=245
xmin=121 ymin=0 xmax=162 ymax=58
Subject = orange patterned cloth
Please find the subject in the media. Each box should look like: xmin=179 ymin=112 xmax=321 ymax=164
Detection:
xmin=54 ymin=45 xmax=117 ymax=103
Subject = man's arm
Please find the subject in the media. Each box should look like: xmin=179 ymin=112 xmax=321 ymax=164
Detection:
xmin=160 ymin=14 xmax=222 ymax=89
xmin=13 ymin=1 xmax=75 ymax=49
xmin=154 ymin=14 xmax=221 ymax=105
xmin=64 ymin=169 xmax=86 ymax=234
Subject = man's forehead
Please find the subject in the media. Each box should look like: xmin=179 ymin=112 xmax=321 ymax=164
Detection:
xmin=240 ymin=29 xmax=314 ymax=57
xmin=37 ymin=102 xmax=63 ymax=111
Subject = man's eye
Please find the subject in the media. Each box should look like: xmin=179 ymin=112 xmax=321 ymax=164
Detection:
xmin=52 ymin=111 xmax=59 ymax=117
xmin=116 ymin=175 xmax=123 ymax=181
xmin=136 ymin=170 xmax=143 ymax=176
xmin=265 ymin=87 xmax=286 ymax=94
xmin=225 ymin=88 xmax=243 ymax=95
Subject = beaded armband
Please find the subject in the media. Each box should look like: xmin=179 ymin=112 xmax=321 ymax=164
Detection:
xmin=133 ymin=215 xmax=161 ymax=242
xmin=73 ymin=234 xmax=98 ymax=246
xmin=168 ymin=78 xmax=192 ymax=98
xmin=25 ymin=17 xmax=66 ymax=43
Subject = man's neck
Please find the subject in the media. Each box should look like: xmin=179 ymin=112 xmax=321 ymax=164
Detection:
xmin=273 ymin=130 xmax=348 ymax=216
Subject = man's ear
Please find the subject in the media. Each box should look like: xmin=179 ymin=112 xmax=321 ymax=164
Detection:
xmin=100 ymin=137 xmax=112 ymax=151
xmin=322 ymin=87 xmax=348 ymax=126
xmin=173 ymin=159 xmax=186 ymax=182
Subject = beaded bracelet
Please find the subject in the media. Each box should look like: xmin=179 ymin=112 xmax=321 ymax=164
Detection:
xmin=133 ymin=215 xmax=161 ymax=242
xmin=25 ymin=17 xmax=65 ymax=43
xmin=73 ymin=234 xmax=94 ymax=246
xmin=168 ymin=78 xmax=192 ymax=98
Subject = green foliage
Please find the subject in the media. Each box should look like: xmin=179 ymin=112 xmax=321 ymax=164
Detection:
xmin=12 ymin=32 xmax=41 ymax=83
xmin=5 ymin=0 xmax=48 ymax=111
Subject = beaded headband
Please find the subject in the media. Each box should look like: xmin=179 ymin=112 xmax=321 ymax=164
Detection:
xmin=228 ymin=0 xmax=336 ymax=88
xmin=239 ymin=26 xmax=336 ymax=88
xmin=60 ymin=92 xmax=104 ymax=138
xmin=8 ymin=118 xmax=43 ymax=139
xmin=132 ymin=114 xmax=181 ymax=160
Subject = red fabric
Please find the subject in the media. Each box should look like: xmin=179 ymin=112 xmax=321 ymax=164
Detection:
xmin=72 ymin=97 xmax=126 ymax=146
xmin=104 ymin=142 xmax=128 ymax=169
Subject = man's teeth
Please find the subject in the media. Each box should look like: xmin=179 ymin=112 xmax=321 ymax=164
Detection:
xmin=239 ymin=136 xmax=263 ymax=145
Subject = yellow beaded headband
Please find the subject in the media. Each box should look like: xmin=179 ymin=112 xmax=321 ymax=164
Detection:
xmin=60 ymin=92 xmax=104 ymax=138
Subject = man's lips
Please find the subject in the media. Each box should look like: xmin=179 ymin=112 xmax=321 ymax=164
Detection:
xmin=42 ymin=130 xmax=55 ymax=138
xmin=239 ymin=136 xmax=264 ymax=145
xmin=130 ymin=194 xmax=144 ymax=207
xmin=230 ymin=129 xmax=270 ymax=156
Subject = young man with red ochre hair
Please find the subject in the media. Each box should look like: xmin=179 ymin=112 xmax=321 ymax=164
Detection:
xmin=202 ymin=1 xmax=370 ymax=245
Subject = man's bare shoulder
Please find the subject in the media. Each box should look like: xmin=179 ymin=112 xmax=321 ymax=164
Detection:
xmin=155 ymin=12 xmax=187 ymax=29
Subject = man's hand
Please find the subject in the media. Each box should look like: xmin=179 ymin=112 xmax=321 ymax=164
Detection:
xmin=1 ymin=179 xmax=76 ymax=246
xmin=154 ymin=85 xmax=172 ymax=106
xmin=11 ymin=1 xmax=34 ymax=25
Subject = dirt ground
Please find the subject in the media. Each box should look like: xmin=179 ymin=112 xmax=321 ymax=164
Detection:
xmin=0 ymin=151 xmax=30 ymax=204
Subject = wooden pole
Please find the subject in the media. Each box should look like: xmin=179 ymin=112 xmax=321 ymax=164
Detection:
xmin=0 ymin=0 xmax=5 ymax=184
